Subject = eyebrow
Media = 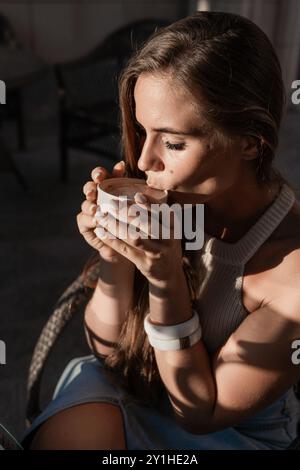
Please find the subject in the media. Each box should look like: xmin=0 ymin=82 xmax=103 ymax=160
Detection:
xmin=136 ymin=121 xmax=205 ymax=137
xmin=152 ymin=126 xmax=204 ymax=136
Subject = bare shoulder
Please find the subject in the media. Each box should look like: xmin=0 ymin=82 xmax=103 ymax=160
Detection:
xmin=267 ymin=197 xmax=300 ymax=285
xmin=244 ymin=197 xmax=300 ymax=312
xmin=265 ymin=198 xmax=300 ymax=310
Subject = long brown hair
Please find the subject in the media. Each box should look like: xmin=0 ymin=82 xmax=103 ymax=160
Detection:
xmin=84 ymin=11 xmax=290 ymax=406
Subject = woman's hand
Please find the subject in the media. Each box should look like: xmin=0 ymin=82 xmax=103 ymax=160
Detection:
xmin=95 ymin=193 xmax=184 ymax=288
xmin=76 ymin=161 xmax=134 ymax=265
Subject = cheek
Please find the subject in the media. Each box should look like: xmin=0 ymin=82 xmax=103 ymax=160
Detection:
xmin=169 ymin=141 xmax=237 ymax=191
xmin=163 ymin=158 xmax=204 ymax=192
xmin=169 ymin=145 xmax=211 ymax=181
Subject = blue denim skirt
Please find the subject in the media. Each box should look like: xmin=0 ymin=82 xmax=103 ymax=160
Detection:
xmin=22 ymin=355 xmax=299 ymax=450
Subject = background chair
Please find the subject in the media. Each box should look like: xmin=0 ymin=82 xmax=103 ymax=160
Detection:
xmin=0 ymin=13 xmax=19 ymax=48
xmin=0 ymin=12 xmax=26 ymax=151
xmin=54 ymin=18 xmax=170 ymax=181
xmin=0 ymin=12 xmax=50 ymax=191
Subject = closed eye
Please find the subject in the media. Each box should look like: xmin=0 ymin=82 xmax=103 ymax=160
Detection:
xmin=135 ymin=122 xmax=187 ymax=151
xmin=165 ymin=141 xmax=186 ymax=151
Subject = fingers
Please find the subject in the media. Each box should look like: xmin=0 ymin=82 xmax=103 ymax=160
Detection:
xmin=91 ymin=166 xmax=110 ymax=183
xmin=81 ymin=226 xmax=106 ymax=253
xmin=77 ymin=211 xmax=98 ymax=233
xmin=112 ymin=160 xmax=126 ymax=177
xmin=83 ymin=168 xmax=107 ymax=202
xmin=91 ymin=162 xmax=126 ymax=183
xmin=81 ymin=200 xmax=98 ymax=216
xmin=81 ymin=167 xmax=110 ymax=203
xmin=85 ymin=162 xmax=126 ymax=200
xmin=116 ymin=204 xmax=157 ymax=239
xmin=83 ymin=181 xmax=97 ymax=201
xmin=78 ymin=201 xmax=99 ymax=235
xmin=96 ymin=210 xmax=162 ymax=254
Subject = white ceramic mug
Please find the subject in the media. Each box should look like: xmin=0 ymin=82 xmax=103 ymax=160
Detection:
xmin=97 ymin=177 xmax=168 ymax=216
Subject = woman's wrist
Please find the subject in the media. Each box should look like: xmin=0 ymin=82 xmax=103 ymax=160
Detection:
xmin=98 ymin=253 xmax=135 ymax=291
xmin=98 ymin=249 xmax=134 ymax=267
xmin=91 ymin=256 xmax=135 ymax=323
xmin=148 ymin=268 xmax=192 ymax=325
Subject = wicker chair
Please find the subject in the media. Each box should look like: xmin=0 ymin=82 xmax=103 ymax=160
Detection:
xmin=24 ymin=261 xmax=300 ymax=450
xmin=26 ymin=260 xmax=101 ymax=426
xmin=0 ymin=423 xmax=23 ymax=450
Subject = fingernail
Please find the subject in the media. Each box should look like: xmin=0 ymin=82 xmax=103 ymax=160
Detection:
xmin=90 ymin=204 xmax=97 ymax=214
xmin=95 ymin=210 xmax=108 ymax=220
xmin=94 ymin=227 xmax=107 ymax=239
xmin=135 ymin=193 xmax=147 ymax=203
xmin=114 ymin=160 xmax=125 ymax=172
xmin=98 ymin=205 xmax=108 ymax=215
xmin=87 ymin=189 xmax=95 ymax=197
xmin=94 ymin=171 xmax=102 ymax=180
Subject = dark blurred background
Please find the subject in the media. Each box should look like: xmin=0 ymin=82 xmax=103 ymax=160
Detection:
xmin=0 ymin=0 xmax=300 ymax=441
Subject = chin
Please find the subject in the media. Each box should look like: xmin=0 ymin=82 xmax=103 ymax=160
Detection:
xmin=147 ymin=177 xmax=192 ymax=194
xmin=147 ymin=180 xmax=164 ymax=190
xmin=146 ymin=178 xmax=174 ymax=190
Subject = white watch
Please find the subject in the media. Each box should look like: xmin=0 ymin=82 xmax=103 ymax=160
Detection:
xmin=147 ymin=325 xmax=202 ymax=351
xmin=144 ymin=310 xmax=200 ymax=340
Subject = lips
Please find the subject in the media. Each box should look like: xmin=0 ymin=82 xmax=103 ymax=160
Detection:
xmin=146 ymin=178 xmax=158 ymax=188
xmin=146 ymin=178 xmax=154 ymax=187
xmin=148 ymin=183 xmax=160 ymax=190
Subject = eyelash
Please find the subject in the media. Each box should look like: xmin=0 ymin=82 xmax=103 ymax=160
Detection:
xmin=136 ymin=126 xmax=186 ymax=152
xmin=164 ymin=141 xmax=186 ymax=151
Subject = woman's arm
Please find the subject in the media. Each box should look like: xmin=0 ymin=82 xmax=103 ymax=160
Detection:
xmin=148 ymin=268 xmax=217 ymax=431
xmin=149 ymin=253 xmax=300 ymax=435
xmin=84 ymin=255 xmax=135 ymax=357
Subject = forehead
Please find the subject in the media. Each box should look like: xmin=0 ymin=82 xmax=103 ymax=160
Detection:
xmin=133 ymin=73 xmax=201 ymax=125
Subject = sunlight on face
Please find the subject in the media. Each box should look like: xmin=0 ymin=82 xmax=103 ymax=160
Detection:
xmin=134 ymin=73 xmax=243 ymax=201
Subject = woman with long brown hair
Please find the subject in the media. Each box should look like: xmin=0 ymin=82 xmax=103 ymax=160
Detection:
xmin=24 ymin=11 xmax=300 ymax=449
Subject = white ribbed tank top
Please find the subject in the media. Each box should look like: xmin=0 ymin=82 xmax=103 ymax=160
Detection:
xmin=194 ymin=183 xmax=296 ymax=354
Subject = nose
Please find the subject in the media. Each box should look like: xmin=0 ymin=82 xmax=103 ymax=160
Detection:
xmin=137 ymin=138 xmax=164 ymax=172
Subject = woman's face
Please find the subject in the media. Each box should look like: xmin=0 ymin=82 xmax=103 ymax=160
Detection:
xmin=134 ymin=73 xmax=253 ymax=203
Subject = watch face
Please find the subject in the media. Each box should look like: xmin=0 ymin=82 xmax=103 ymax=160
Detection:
xmin=179 ymin=336 xmax=191 ymax=350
